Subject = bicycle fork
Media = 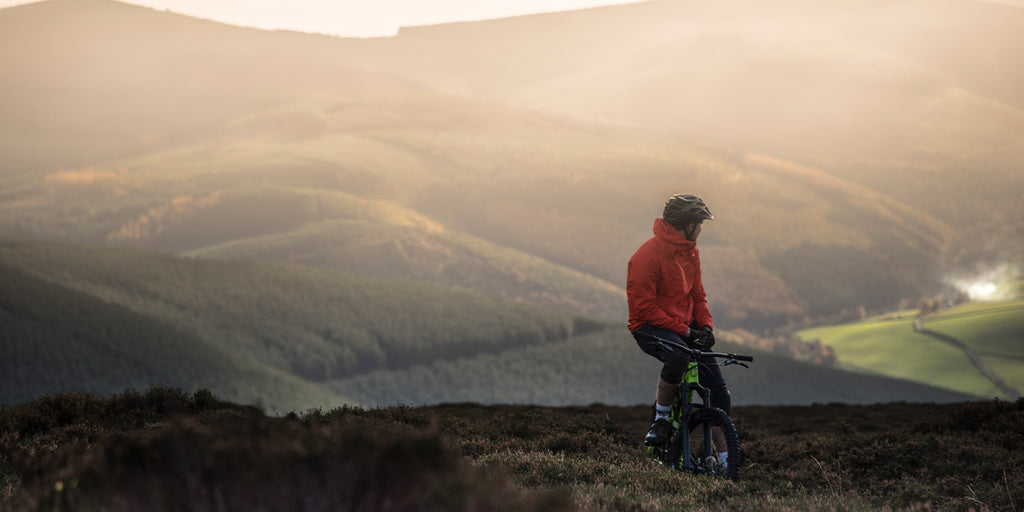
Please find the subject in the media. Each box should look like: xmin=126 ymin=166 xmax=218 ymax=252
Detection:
xmin=672 ymin=361 xmax=719 ymax=471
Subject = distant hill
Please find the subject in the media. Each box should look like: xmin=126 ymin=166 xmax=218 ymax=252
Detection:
xmin=1 ymin=0 xmax=1021 ymax=327
xmin=0 ymin=239 xmax=976 ymax=410
xmin=180 ymin=189 xmax=627 ymax=321
xmin=0 ymin=239 xmax=585 ymax=379
xmin=327 ymin=325 xmax=976 ymax=407
xmin=0 ymin=260 xmax=345 ymax=413
xmin=0 ymin=0 xmax=409 ymax=174
xmin=371 ymin=0 xmax=1024 ymax=230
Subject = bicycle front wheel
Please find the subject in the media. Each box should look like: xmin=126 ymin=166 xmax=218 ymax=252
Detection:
xmin=669 ymin=406 xmax=741 ymax=481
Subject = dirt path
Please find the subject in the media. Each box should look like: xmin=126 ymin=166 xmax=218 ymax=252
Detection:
xmin=913 ymin=317 xmax=1021 ymax=399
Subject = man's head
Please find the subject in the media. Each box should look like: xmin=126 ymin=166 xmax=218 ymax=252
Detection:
xmin=663 ymin=194 xmax=713 ymax=242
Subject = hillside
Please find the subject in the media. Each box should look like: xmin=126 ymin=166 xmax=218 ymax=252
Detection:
xmin=0 ymin=238 xmax=977 ymax=410
xmin=326 ymin=326 xmax=975 ymax=407
xmin=0 ymin=262 xmax=345 ymax=412
xmin=372 ymin=0 xmax=1024 ymax=232
xmin=2 ymin=389 xmax=1022 ymax=511
xmin=0 ymin=0 xmax=406 ymax=174
xmin=0 ymin=239 xmax=593 ymax=409
xmin=0 ymin=0 xmax=1005 ymax=330
xmin=364 ymin=0 xmax=1024 ymax=273
xmin=0 ymin=238 xmax=587 ymax=376
xmin=181 ymin=191 xmax=626 ymax=321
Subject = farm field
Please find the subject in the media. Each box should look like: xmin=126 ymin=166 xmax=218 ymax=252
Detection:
xmin=798 ymin=300 xmax=1024 ymax=400
xmin=797 ymin=316 xmax=998 ymax=398
xmin=983 ymin=358 xmax=1024 ymax=400
xmin=925 ymin=300 xmax=1024 ymax=358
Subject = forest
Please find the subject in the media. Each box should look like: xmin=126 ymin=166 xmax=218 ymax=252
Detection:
xmin=1 ymin=239 xmax=977 ymax=412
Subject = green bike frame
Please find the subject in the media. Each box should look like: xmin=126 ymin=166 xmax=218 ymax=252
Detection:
xmin=671 ymin=360 xmax=714 ymax=471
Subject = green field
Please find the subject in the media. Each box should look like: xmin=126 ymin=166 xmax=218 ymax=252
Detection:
xmin=925 ymin=300 xmax=1024 ymax=357
xmin=798 ymin=301 xmax=1024 ymax=399
xmin=927 ymin=300 xmax=1024 ymax=398
xmin=982 ymin=357 xmax=1024 ymax=399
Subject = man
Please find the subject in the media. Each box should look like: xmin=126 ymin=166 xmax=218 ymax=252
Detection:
xmin=626 ymin=194 xmax=731 ymax=462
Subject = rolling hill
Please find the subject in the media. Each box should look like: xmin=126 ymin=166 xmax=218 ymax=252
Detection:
xmin=0 ymin=106 xmax=953 ymax=326
xmin=325 ymin=325 xmax=976 ymax=407
xmin=1 ymin=0 xmax=1021 ymax=408
xmin=0 ymin=0 xmax=414 ymax=174
xmin=0 ymin=0 xmax=965 ymax=328
xmin=0 ymin=260 xmax=346 ymax=413
xmin=0 ymin=238 xmax=975 ymax=410
xmin=368 ymin=0 xmax=1024 ymax=229
xmin=2 ymin=1 xmax=1021 ymax=323
xmin=0 ymin=239 xmax=586 ymax=381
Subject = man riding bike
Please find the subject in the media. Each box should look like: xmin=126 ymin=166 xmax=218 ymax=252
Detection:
xmin=626 ymin=194 xmax=732 ymax=467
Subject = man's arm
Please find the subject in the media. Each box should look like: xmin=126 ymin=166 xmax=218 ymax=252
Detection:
xmin=627 ymin=251 xmax=692 ymax=335
xmin=689 ymin=254 xmax=713 ymax=329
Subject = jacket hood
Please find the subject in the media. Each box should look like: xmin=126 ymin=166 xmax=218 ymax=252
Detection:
xmin=653 ymin=217 xmax=696 ymax=247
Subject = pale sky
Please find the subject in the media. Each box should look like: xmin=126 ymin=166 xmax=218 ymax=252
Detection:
xmin=0 ymin=0 xmax=650 ymax=37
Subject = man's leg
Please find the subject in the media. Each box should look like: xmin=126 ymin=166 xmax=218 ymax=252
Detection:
xmin=634 ymin=325 xmax=688 ymax=446
xmin=644 ymin=375 xmax=678 ymax=446
xmin=656 ymin=376 xmax=679 ymax=408
xmin=698 ymin=355 xmax=732 ymax=459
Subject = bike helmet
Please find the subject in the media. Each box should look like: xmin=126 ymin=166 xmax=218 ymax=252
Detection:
xmin=663 ymin=194 xmax=714 ymax=229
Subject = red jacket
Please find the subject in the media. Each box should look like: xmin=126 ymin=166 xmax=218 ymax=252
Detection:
xmin=627 ymin=217 xmax=713 ymax=334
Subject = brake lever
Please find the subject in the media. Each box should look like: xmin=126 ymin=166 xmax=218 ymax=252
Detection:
xmin=723 ymin=358 xmax=749 ymax=369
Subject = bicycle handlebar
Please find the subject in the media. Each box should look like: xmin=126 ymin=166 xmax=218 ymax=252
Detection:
xmin=632 ymin=330 xmax=754 ymax=364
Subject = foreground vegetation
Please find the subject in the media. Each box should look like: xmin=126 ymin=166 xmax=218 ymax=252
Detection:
xmin=2 ymin=388 xmax=1021 ymax=511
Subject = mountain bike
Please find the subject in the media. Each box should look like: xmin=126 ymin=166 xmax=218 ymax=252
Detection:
xmin=633 ymin=330 xmax=753 ymax=481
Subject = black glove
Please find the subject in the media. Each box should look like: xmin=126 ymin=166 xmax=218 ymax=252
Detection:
xmin=698 ymin=325 xmax=715 ymax=347
xmin=686 ymin=325 xmax=715 ymax=351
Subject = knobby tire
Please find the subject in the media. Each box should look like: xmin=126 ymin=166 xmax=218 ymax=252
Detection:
xmin=668 ymin=406 xmax=741 ymax=481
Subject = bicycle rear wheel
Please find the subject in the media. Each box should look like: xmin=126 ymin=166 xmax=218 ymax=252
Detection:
xmin=669 ymin=406 xmax=741 ymax=480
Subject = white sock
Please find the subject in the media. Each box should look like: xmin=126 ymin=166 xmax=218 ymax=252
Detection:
xmin=717 ymin=451 xmax=729 ymax=466
xmin=654 ymin=403 xmax=672 ymax=421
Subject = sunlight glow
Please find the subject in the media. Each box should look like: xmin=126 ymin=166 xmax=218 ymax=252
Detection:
xmin=948 ymin=263 xmax=1021 ymax=302
xmin=967 ymin=282 xmax=998 ymax=301
xmin=0 ymin=0 xmax=650 ymax=37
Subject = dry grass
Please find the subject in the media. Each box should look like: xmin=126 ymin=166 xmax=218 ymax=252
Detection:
xmin=2 ymin=389 xmax=1021 ymax=511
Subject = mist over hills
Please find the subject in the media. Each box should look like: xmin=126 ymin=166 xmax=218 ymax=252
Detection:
xmin=2 ymin=0 xmax=1003 ymax=327
xmin=0 ymin=0 xmax=420 ymax=173
xmin=371 ymin=0 xmax=1024 ymax=227
xmin=0 ymin=0 xmax=1021 ymax=407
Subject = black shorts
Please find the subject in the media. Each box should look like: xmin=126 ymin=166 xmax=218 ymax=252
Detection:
xmin=632 ymin=324 xmax=731 ymax=414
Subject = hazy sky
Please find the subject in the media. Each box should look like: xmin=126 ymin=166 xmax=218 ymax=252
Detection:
xmin=0 ymin=0 xmax=650 ymax=37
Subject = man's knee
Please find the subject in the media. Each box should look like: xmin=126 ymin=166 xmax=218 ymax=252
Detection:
xmin=710 ymin=385 xmax=732 ymax=416
xmin=660 ymin=363 xmax=685 ymax=384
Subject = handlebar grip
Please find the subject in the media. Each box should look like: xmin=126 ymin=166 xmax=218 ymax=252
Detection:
xmin=734 ymin=354 xmax=754 ymax=362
